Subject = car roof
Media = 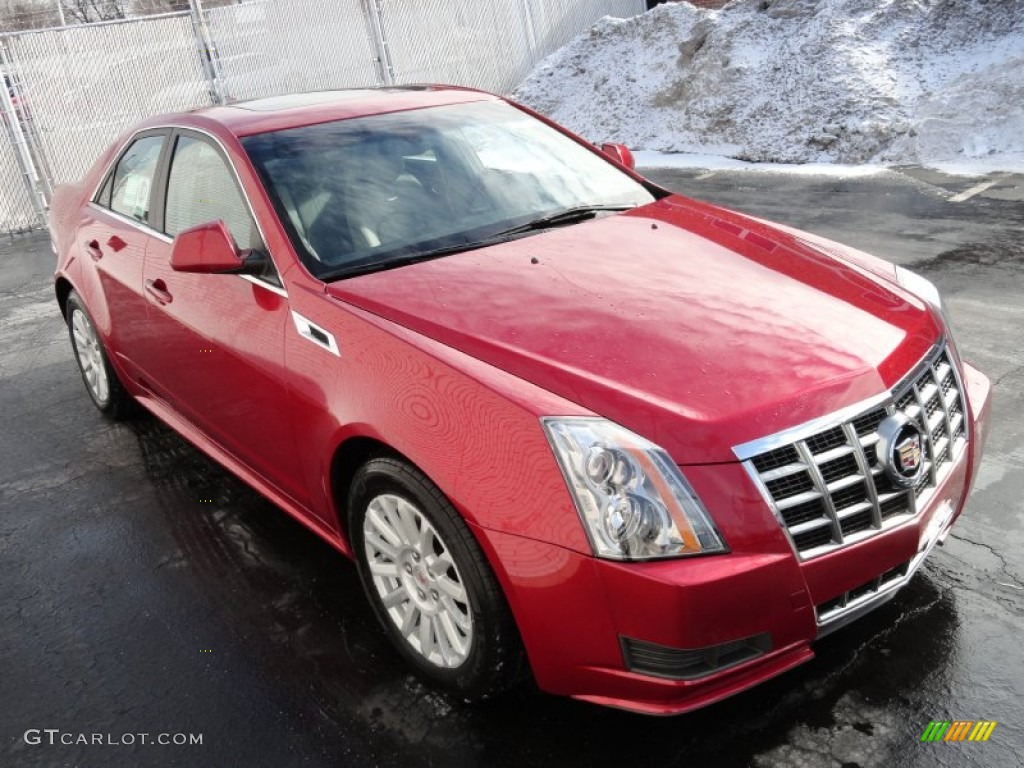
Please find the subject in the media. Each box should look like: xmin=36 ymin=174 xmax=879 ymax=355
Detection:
xmin=165 ymin=85 xmax=500 ymax=138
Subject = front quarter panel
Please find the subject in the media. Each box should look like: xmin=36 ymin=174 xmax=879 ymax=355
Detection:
xmin=284 ymin=285 xmax=594 ymax=554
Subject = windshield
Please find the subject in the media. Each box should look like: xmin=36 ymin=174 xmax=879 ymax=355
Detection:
xmin=241 ymin=100 xmax=657 ymax=279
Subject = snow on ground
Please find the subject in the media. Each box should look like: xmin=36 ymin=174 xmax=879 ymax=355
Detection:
xmin=631 ymin=150 xmax=891 ymax=175
xmin=513 ymin=0 xmax=1024 ymax=172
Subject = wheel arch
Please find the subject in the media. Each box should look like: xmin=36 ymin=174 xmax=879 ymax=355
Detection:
xmin=55 ymin=276 xmax=74 ymax=320
xmin=326 ymin=433 xmax=521 ymax=611
xmin=328 ymin=434 xmax=400 ymax=549
xmin=329 ymin=432 xmax=534 ymax=692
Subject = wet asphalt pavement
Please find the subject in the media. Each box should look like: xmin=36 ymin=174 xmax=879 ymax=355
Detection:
xmin=2 ymin=166 xmax=1023 ymax=767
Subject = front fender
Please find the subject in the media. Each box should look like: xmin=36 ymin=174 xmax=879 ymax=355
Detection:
xmin=286 ymin=291 xmax=595 ymax=555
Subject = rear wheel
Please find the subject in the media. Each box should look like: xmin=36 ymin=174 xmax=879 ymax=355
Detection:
xmin=66 ymin=291 xmax=133 ymax=419
xmin=349 ymin=457 xmax=525 ymax=699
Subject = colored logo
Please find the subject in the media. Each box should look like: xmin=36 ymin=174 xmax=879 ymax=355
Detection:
xmin=896 ymin=432 xmax=923 ymax=473
xmin=877 ymin=413 xmax=925 ymax=488
xmin=920 ymin=721 xmax=997 ymax=742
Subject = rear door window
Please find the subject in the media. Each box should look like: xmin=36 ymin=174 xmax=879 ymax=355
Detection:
xmin=107 ymin=135 xmax=165 ymax=224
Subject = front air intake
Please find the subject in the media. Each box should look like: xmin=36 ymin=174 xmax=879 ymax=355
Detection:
xmin=621 ymin=633 xmax=772 ymax=680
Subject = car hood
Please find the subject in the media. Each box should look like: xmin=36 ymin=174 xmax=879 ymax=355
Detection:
xmin=326 ymin=196 xmax=941 ymax=464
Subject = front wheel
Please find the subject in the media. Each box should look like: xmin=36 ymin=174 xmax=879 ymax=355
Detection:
xmin=349 ymin=457 xmax=525 ymax=700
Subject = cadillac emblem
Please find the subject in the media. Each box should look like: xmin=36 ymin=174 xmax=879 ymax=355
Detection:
xmin=876 ymin=413 xmax=925 ymax=488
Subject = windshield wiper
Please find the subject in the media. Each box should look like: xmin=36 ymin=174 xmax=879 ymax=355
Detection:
xmin=493 ymin=204 xmax=636 ymax=237
xmin=320 ymin=231 xmax=528 ymax=281
xmin=320 ymin=205 xmax=636 ymax=282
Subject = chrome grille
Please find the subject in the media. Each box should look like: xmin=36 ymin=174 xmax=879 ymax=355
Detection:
xmin=741 ymin=345 xmax=968 ymax=559
xmin=816 ymin=560 xmax=910 ymax=623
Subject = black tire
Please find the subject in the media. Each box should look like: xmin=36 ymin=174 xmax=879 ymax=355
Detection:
xmin=66 ymin=291 xmax=134 ymax=420
xmin=349 ymin=457 xmax=526 ymax=700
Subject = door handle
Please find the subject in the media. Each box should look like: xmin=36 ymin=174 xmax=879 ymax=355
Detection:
xmin=145 ymin=278 xmax=173 ymax=305
xmin=86 ymin=239 xmax=103 ymax=261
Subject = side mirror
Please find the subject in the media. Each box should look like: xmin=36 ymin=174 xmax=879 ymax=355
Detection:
xmin=170 ymin=219 xmax=264 ymax=274
xmin=601 ymin=142 xmax=635 ymax=170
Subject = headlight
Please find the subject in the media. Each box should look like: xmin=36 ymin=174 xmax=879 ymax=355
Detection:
xmin=895 ymin=265 xmax=958 ymax=346
xmin=542 ymin=417 xmax=726 ymax=560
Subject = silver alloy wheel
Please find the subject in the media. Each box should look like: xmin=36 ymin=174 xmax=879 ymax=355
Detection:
xmin=363 ymin=493 xmax=473 ymax=668
xmin=71 ymin=308 xmax=109 ymax=404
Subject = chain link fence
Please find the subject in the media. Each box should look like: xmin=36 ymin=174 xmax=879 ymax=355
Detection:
xmin=0 ymin=0 xmax=645 ymax=235
xmin=5 ymin=13 xmax=208 ymax=188
xmin=378 ymin=0 xmax=536 ymax=93
xmin=0 ymin=136 xmax=42 ymax=234
xmin=1 ymin=48 xmax=47 ymax=233
xmin=207 ymin=0 xmax=382 ymax=103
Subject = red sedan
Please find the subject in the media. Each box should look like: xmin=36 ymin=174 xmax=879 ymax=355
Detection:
xmin=49 ymin=87 xmax=991 ymax=715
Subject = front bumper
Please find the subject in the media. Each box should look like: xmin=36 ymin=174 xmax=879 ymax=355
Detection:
xmin=474 ymin=361 xmax=991 ymax=715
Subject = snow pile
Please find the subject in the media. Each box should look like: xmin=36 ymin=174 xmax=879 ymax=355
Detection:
xmin=513 ymin=0 xmax=1024 ymax=170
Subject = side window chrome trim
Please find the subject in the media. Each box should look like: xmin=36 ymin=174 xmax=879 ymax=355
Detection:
xmin=88 ymin=201 xmax=171 ymax=243
xmin=239 ymin=273 xmax=288 ymax=298
xmin=88 ymin=123 xmax=289 ymax=299
xmin=86 ymin=201 xmax=288 ymax=297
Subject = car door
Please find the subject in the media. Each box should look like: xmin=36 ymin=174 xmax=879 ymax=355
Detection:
xmin=138 ymin=129 xmax=307 ymax=505
xmin=81 ymin=131 xmax=168 ymax=384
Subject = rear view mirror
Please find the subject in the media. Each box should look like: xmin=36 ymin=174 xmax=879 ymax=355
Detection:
xmin=601 ymin=143 xmax=635 ymax=170
xmin=170 ymin=220 xmax=246 ymax=274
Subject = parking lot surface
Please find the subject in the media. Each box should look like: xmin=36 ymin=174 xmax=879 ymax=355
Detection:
xmin=2 ymin=167 xmax=1022 ymax=767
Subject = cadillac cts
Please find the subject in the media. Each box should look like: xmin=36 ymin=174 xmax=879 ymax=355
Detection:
xmin=49 ymin=87 xmax=991 ymax=715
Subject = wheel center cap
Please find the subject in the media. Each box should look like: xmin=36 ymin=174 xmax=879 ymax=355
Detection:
xmin=399 ymin=550 xmax=438 ymax=611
